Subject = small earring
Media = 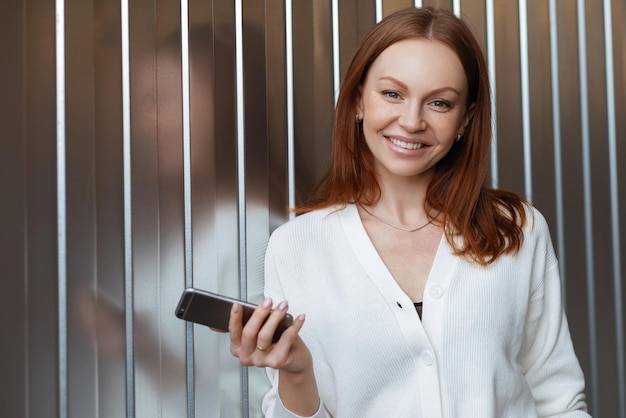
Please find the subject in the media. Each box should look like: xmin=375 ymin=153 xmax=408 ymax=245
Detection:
xmin=455 ymin=134 xmax=462 ymax=142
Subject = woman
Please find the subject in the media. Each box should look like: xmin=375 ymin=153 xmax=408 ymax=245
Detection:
xmin=229 ymin=7 xmax=590 ymax=417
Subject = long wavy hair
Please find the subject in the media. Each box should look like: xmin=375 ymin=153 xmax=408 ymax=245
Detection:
xmin=296 ymin=7 xmax=527 ymax=265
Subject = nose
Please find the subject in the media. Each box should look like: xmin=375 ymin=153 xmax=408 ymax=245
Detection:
xmin=399 ymin=102 xmax=425 ymax=132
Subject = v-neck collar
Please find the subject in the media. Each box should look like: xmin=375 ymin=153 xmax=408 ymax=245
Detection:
xmin=337 ymin=203 xmax=459 ymax=342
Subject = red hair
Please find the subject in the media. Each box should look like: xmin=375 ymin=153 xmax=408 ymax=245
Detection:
xmin=296 ymin=7 xmax=526 ymax=265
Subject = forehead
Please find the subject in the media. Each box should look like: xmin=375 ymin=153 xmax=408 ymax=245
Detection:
xmin=366 ymin=38 xmax=466 ymax=91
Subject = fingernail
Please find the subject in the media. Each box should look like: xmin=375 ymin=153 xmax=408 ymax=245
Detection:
xmin=277 ymin=300 xmax=288 ymax=311
xmin=262 ymin=297 xmax=272 ymax=309
xmin=298 ymin=314 xmax=306 ymax=321
xmin=232 ymin=303 xmax=240 ymax=313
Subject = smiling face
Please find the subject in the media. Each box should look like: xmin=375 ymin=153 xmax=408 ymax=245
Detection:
xmin=357 ymin=37 xmax=472 ymax=184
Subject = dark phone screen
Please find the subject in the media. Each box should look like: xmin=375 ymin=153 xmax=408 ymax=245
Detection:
xmin=175 ymin=288 xmax=293 ymax=342
xmin=176 ymin=289 xmax=249 ymax=331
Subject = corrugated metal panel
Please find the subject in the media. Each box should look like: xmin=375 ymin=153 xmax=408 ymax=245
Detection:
xmin=1 ymin=0 xmax=624 ymax=417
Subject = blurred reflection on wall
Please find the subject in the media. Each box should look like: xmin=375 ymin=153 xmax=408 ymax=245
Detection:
xmin=2 ymin=0 xmax=625 ymax=418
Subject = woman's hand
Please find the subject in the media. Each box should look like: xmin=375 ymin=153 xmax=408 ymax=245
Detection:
xmin=228 ymin=298 xmax=310 ymax=373
xmin=229 ymin=298 xmax=321 ymax=416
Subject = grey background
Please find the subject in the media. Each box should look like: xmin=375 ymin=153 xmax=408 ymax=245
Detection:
xmin=1 ymin=0 xmax=625 ymax=417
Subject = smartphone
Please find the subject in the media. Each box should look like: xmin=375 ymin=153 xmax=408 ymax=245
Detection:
xmin=175 ymin=287 xmax=293 ymax=343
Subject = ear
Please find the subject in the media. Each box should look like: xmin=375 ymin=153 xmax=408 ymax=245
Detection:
xmin=355 ymin=89 xmax=364 ymax=119
xmin=458 ymin=103 xmax=476 ymax=136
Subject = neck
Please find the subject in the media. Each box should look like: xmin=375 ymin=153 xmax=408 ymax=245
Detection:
xmin=369 ymin=176 xmax=431 ymax=224
xmin=359 ymin=203 xmax=435 ymax=233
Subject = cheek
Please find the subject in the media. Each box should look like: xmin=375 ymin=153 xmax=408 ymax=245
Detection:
xmin=363 ymin=108 xmax=395 ymax=136
xmin=361 ymin=123 xmax=388 ymax=155
xmin=433 ymin=113 xmax=464 ymax=138
xmin=362 ymin=124 xmax=380 ymax=149
xmin=362 ymin=93 xmax=392 ymax=117
xmin=361 ymin=106 xmax=385 ymax=136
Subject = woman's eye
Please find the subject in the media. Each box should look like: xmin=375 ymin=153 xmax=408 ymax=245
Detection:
xmin=382 ymin=90 xmax=401 ymax=100
xmin=431 ymin=99 xmax=452 ymax=110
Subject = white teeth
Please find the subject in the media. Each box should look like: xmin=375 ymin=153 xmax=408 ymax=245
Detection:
xmin=389 ymin=137 xmax=424 ymax=150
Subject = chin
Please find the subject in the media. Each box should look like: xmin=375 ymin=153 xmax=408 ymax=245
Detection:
xmin=380 ymin=165 xmax=435 ymax=180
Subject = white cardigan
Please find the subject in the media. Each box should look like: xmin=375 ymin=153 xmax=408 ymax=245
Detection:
xmin=261 ymin=204 xmax=589 ymax=418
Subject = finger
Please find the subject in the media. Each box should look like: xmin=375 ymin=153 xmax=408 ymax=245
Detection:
xmin=275 ymin=313 xmax=305 ymax=345
xmin=239 ymin=297 xmax=273 ymax=353
xmin=256 ymin=300 xmax=289 ymax=348
xmin=228 ymin=303 xmax=244 ymax=355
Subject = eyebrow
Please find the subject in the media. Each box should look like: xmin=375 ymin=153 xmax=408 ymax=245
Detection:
xmin=378 ymin=76 xmax=461 ymax=96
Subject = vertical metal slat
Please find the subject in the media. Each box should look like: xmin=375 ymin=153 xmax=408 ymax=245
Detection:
xmin=548 ymin=0 xmax=567 ymax=299
xmin=576 ymin=0 xmax=598 ymax=414
xmin=331 ymin=0 xmax=340 ymax=105
xmin=120 ymin=0 xmax=135 ymax=415
xmin=286 ymin=0 xmax=296 ymax=217
xmin=453 ymin=0 xmax=461 ymax=17
xmin=180 ymin=0 xmax=195 ymax=416
xmin=518 ymin=0 xmax=532 ymax=202
xmin=486 ymin=0 xmax=498 ymax=188
xmin=234 ymin=0 xmax=249 ymax=416
xmin=55 ymin=0 xmax=68 ymax=416
xmin=603 ymin=0 xmax=625 ymax=415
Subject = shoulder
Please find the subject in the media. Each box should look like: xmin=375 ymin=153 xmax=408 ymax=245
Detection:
xmin=521 ymin=204 xmax=551 ymax=240
xmin=518 ymin=204 xmax=558 ymax=267
xmin=268 ymin=205 xmax=348 ymax=247
xmin=273 ymin=205 xmax=344 ymax=232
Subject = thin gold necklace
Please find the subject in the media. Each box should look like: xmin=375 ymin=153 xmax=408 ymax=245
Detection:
xmin=359 ymin=203 xmax=435 ymax=233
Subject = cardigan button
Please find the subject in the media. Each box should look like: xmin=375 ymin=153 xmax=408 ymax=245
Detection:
xmin=429 ymin=286 xmax=444 ymax=299
xmin=421 ymin=350 xmax=434 ymax=366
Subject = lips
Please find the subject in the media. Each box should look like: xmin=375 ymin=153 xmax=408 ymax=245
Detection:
xmin=387 ymin=136 xmax=426 ymax=150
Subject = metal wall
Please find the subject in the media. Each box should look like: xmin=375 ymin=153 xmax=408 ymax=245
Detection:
xmin=1 ymin=0 xmax=624 ymax=417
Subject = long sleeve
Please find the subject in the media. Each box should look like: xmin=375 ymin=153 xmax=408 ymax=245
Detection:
xmin=261 ymin=368 xmax=328 ymax=418
xmin=519 ymin=214 xmax=590 ymax=417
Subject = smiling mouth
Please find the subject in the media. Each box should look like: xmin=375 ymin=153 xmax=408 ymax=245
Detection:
xmin=388 ymin=137 xmax=425 ymax=150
